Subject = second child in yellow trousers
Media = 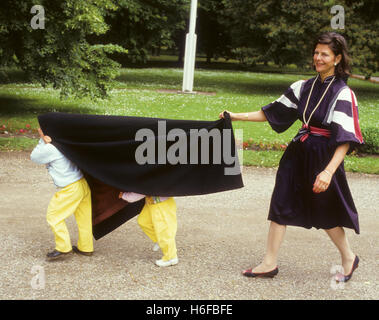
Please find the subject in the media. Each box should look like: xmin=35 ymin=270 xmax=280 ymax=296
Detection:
xmin=119 ymin=192 xmax=178 ymax=267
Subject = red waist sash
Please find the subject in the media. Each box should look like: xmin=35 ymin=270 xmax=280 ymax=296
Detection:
xmin=293 ymin=124 xmax=331 ymax=142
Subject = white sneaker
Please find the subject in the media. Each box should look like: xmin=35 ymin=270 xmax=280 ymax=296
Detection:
xmin=155 ymin=257 xmax=179 ymax=267
xmin=152 ymin=243 xmax=160 ymax=252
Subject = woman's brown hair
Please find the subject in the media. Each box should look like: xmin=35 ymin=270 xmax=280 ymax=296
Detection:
xmin=313 ymin=32 xmax=351 ymax=82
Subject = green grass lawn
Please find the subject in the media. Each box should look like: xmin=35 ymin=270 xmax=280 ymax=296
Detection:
xmin=0 ymin=67 xmax=378 ymax=173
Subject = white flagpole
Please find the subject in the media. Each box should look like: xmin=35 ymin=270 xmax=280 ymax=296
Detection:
xmin=182 ymin=0 xmax=198 ymax=93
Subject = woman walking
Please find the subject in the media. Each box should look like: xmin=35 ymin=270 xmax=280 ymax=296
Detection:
xmin=220 ymin=32 xmax=363 ymax=282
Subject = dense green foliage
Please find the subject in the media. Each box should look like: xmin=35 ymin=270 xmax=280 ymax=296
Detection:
xmin=97 ymin=0 xmax=188 ymax=64
xmin=215 ymin=0 xmax=378 ymax=77
xmin=344 ymin=0 xmax=379 ymax=78
xmin=0 ymin=0 xmax=378 ymax=99
xmin=0 ymin=0 xmax=127 ymax=99
xmin=358 ymin=127 xmax=379 ymax=155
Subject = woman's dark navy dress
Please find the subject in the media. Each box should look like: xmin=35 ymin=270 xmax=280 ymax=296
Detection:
xmin=262 ymin=75 xmax=363 ymax=234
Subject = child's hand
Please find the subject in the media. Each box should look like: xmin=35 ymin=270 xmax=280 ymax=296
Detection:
xmin=43 ymin=135 xmax=52 ymax=144
xmin=38 ymin=128 xmax=52 ymax=144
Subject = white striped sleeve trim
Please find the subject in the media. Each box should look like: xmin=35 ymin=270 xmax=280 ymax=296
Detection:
xmin=326 ymin=87 xmax=351 ymax=124
xmin=275 ymin=94 xmax=297 ymax=109
xmin=337 ymin=87 xmax=352 ymax=102
xmin=290 ymin=80 xmax=305 ymax=101
xmin=332 ymin=111 xmax=355 ymax=134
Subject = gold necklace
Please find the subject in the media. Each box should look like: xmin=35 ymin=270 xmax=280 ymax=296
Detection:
xmin=303 ymin=74 xmax=335 ymax=127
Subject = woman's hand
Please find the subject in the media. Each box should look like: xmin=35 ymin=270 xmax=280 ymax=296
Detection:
xmin=313 ymin=143 xmax=349 ymax=194
xmin=313 ymin=170 xmax=332 ymax=193
xmin=219 ymin=110 xmax=236 ymax=120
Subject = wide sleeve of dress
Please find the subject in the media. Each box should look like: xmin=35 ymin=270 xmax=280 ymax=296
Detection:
xmin=326 ymin=87 xmax=364 ymax=149
xmin=262 ymin=79 xmax=305 ymax=133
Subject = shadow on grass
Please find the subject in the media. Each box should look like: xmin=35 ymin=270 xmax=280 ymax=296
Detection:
xmin=2 ymin=64 xmax=378 ymax=100
xmin=117 ymin=65 xmax=379 ymax=97
xmin=116 ymin=71 xmax=295 ymax=96
xmin=123 ymin=58 xmax=315 ymax=75
xmin=0 ymin=95 xmax=93 ymax=117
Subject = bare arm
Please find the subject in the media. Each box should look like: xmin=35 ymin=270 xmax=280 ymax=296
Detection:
xmin=219 ymin=110 xmax=267 ymax=122
xmin=313 ymin=143 xmax=350 ymax=193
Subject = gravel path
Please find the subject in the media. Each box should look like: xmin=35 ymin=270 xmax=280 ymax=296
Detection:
xmin=0 ymin=151 xmax=378 ymax=300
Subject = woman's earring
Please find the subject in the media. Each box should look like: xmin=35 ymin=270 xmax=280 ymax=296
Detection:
xmin=334 ymin=62 xmax=337 ymax=66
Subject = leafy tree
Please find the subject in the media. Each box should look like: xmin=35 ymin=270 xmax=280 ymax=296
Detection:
xmin=0 ymin=0 xmax=127 ymax=99
xmin=217 ymin=0 xmax=378 ymax=76
xmin=99 ymin=0 xmax=188 ymax=65
xmin=220 ymin=0 xmax=331 ymax=67
xmin=197 ymin=0 xmax=233 ymax=63
xmin=344 ymin=0 xmax=379 ymax=78
xmin=1 ymin=0 xmax=377 ymax=94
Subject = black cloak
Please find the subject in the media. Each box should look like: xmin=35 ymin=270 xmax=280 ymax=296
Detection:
xmin=38 ymin=112 xmax=243 ymax=239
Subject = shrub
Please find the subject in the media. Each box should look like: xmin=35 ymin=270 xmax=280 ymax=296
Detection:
xmin=357 ymin=127 xmax=379 ymax=155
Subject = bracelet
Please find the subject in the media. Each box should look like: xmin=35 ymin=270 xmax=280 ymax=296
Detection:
xmin=245 ymin=113 xmax=249 ymax=120
xmin=323 ymin=169 xmax=332 ymax=177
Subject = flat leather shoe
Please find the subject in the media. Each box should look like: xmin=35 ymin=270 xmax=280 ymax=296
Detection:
xmin=72 ymin=246 xmax=93 ymax=256
xmin=242 ymin=267 xmax=279 ymax=278
xmin=46 ymin=249 xmax=72 ymax=261
xmin=336 ymin=255 xmax=359 ymax=283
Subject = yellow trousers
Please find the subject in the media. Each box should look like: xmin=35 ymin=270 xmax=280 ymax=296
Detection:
xmin=46 ymin=178 xmax=93 ymax=253
xmin=137 ymin=197 xmax=177 ymax=261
